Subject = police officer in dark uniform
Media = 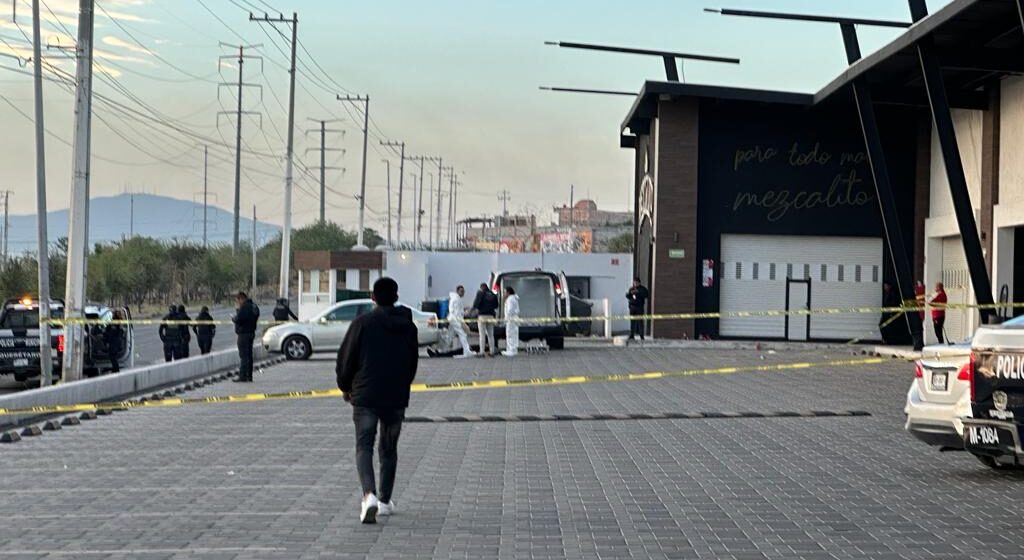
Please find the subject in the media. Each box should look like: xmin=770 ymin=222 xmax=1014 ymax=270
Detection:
xmin=232 ymin=291 xmax=260 ymax=382
xmin=194 ymin=306 xmax=216 ymax=355
xmin=104 ymin=310 xmax=125 ymax=373
xmin=158 ymin=305 xmax=182 ymax=362
xmin=273 ymin=298 xmax=298 ymax=322
xmin=177 ymin=304 xmax=192 ymax=358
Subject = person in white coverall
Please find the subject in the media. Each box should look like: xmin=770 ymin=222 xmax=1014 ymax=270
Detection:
xmin=448 ymin=285 xmax=473 ymax=358
xmin=502 ymin=286 xmax=520 ymax=357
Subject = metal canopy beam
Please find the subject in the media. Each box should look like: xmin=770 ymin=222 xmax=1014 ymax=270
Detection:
xmin=546 ymin=41 xmax=740 ymax=82
xmin=708 ymin=7 xmax=910 ymax=28
xmin=937 ymin=50 xmax=1024 ymax=74
xmin=909 ymin=0 xmax=995 ymax=322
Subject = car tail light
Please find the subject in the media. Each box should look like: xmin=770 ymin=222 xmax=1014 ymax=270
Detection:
xmin=427 ymin=317 xmax=436 ymax=328
xmin=57 ymin=335 xmax=65 ymax=353
xmin=966 ymin=352 xmax=976 ymax=401
xmin=554 ymin=282 xmax=562 ymax=295
xmin=492 ymin=283 xmax=499 ymax=293
xmin=914 ymin=361 xmax=923 ymax=378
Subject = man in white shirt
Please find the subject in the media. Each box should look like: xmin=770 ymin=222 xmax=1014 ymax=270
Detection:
xmin=448 ymin=285 xmax=473 ymax=358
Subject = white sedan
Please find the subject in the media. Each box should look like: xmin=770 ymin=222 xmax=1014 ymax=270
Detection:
xmin=904 ymin=341 xmax=972 ymax=449
xmin=262 ymin=299 xmax=440 ymax=360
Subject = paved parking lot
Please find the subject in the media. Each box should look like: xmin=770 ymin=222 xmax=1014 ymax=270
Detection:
xmin=0 ymin=344 xmax=1022 ymax=559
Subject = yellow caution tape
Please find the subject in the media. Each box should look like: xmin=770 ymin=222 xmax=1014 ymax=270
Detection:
xmin=49 ymin=299 xmax=1021 ymax=328
xmin=0 ymin=356 xmax=894 ymax=417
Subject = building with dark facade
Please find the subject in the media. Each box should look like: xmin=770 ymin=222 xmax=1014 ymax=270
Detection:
xmin=620 ymin=0 xmax=1023 ymax=342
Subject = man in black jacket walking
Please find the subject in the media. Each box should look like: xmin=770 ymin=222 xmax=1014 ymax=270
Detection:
xmin=177 ymin=305 xmax=192 ymax=358
xmin=194 ymin=306 xmax=216 ymax=355
xmin=231 ymin=292 xmax=260 ymax=382
xmin=337 ymin=277 xmax=419 ymax=524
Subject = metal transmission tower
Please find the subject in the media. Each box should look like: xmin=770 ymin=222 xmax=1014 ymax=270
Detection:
xmin=305 ymin=119 xmax=345 ymax=223
xmin=380 ymin=140 xmax=406 ymax=245
xmin=216 ymin=43 xmax=263 ymax=255
xmin=337 ymin=95 xmax=370 ymax=249
xmin=250 ymin=12 xmax=299 ymax=300
xmin=62 ymin=0 xmax=96 ymax=383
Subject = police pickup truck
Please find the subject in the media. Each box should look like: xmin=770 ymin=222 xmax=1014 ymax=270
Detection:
xmin=962 ymin=315 xmax=1024 ymax=468
xmin=0 ymin=298 xmax=134 ymax=382
xmin=0 ymin=297 xmax=64 ymax=382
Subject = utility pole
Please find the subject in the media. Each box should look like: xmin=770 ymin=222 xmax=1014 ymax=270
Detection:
xmin=434 ymin=158 xmax=443 ymax=248
xmin=202 ymin=145 xmax=208 ymax=248
xmin=427 ymin=172 xmax=434 ymax=249
xmin=407 ymin=155 xmax=428 ymax=248
xmin=419 ymin=156 xmax=441 ymax=249
xmin=383 ymin=159 xmax=392 ymax=247
xmin=338 ymin=94 xmax=370 ymax=249
xmin=62 ymin=0 xmax=95 ymax=383
xmin=31 ymin=0 xmax=53 ymax=386
xmin=445 ymin=166 xmax=454 ymax=246
xmin=252 ymin=205 xmax=258 ymax=293
xmin=217 ymin=44 xmax=263 ymax=254
xmin=453 ymin=174 xmax=461 ymax=247
xmin=569 ymin=184 xmax=574 ymax=229
xmin=381 ymin=140 xmax=405 ymax=246
xmin=250 ymin=12 xmax=299 ymax=300
xmin=498 ymin=189 xmax=511 ymax=219
xmin=129 ymin=193 xmax=134 ymax=237
xmin=0 ymin=191 xmax=10 ymax=261
xmin=409 ymin=173 xmax=418 ymax=247
xmin=305 ymin=118 xmax=345 ymax=224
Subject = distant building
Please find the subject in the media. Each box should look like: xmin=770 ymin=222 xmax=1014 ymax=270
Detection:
xmin=555 ymin=200 xmax=632 ymax=228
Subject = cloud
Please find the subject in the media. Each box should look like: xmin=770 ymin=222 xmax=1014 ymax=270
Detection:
xmin=102 ymin=35 xmax=153 ymax=57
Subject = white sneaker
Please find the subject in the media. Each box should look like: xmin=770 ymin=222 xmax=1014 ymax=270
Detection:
xmin=501 ymin=351 xmax=516 ymax=357
xmin=360 ymin=494 xmax=379 ymax=524
xmin=454 ymin=352 xmax=474 ymax=359
xmin=378 ymin=500 xmax=395 ymax=516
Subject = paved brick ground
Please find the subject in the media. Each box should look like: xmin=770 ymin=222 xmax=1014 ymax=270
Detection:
xmin=0 ymin=345 xmax=1021 ymax=559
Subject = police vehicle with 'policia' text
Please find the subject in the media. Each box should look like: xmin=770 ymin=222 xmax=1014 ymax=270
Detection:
xmin=0 ymin=297 xmax=134 ymax=382
xmin=962 ymin=315 xmax=1024 ymax=469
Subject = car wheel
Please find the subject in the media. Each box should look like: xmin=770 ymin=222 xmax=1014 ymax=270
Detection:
xmin=282 ymin=335 xmax=312 ymax=360
xmin=975 ymin=455 xmax=1015 ymax=470
xmin=547 ymin=337 xmax=564 ymax=350
xmin=13 ymin=373 xmax=27 ymax=383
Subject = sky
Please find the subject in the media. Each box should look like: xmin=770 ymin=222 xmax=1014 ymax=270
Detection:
xmin=0 ymin=0 xmax=954 ymax=246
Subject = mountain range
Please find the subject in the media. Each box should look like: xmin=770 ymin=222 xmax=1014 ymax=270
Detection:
xmin=6 ymin=194 xmax=281 ymax=254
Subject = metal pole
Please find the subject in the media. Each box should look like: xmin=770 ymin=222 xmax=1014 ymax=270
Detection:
xmin=2 ymin=191 xmax=9 ymax=260
xmin=129 ymin=193 xmax=133 ymax=237
xmin=32 ymin=0 xmax=53 ymax=386
xmin=447 ymin=168 xmax=454 ymax=245
xmin=319 ymin=120 xmax=326 ymax=223
xmin=417 ymin=157 xmax=425 ymax=248
xmin=203 ymin=145 xmax=208 ymax=248
xmin=252 ymin=205 xmax=257 ymax=294
xmin=396 ymin=143 xmax=405 ymax=245
xmin=428 ymin=172 xmax=434 ymax=249
xmin=232 ymin=46 xmax=244 ymax=254
xmin=435 ymin=158 xmax=443 ymax=248
xmin=357 ymin=97 xmax=369 ymax=248
xmin=62 ymin=0 xmax=94 ymax=383
xmin=384 ymin=159 xmax=392 ymax=247
xmin=279 ymin=13 xmax=298 ymax=300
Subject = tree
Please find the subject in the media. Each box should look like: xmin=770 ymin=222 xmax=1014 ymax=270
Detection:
xmin=605 ymin=232 xmax=634 ymax=254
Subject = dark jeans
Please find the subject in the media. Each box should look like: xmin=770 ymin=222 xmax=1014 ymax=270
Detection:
xmin=353 ymin=406 xmax=405 ymax=503
xmin=163 ymin=343 xmax=180 ymax=362
xmin=198 ymin=337 xmax=213 ymax=355
xmin=629 ymin=308 xmax=645 ymax=340
xmin=933 ymin=316 xmax=946 ymax=344
xmin=237 ymin=333 xmax=255 ymax=380
xmin=109 ymin=351 xmax=120 ymax=373
xmin=180 ymin=339 xmax=191 ymax=358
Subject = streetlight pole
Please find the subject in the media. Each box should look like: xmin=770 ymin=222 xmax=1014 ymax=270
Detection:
xmin=338 ymin=94 xmax=370 ymax=248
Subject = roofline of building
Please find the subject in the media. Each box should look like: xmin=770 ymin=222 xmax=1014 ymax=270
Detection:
xmin=621 ymin=0 xmax=982 ymax=137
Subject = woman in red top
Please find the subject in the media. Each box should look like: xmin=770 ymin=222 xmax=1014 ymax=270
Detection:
xmin=930 ymin=282 xmax=948 ymax=343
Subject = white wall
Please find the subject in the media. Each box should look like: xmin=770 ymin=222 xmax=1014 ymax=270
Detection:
xmin=993 ymin=77 xmax=1024 ymax=307
xmin=929 ymin=108 xmax=983 ymax=219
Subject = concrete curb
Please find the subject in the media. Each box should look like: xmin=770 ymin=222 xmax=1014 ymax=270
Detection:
xmin=570 ymin=338 xmax=863 ymax=352
xmin=0 ymin=345 xmax=269 ymax=430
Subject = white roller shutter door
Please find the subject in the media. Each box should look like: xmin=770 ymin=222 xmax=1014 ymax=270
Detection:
xmin=719 ymin=235 xmax=883 ymax=340
xmin=939 ymin=236 xmax=974 ymax=343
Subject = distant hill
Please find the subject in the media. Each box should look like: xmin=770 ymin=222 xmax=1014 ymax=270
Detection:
xmin=6 ymin=193 xmax=281 ymax=253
